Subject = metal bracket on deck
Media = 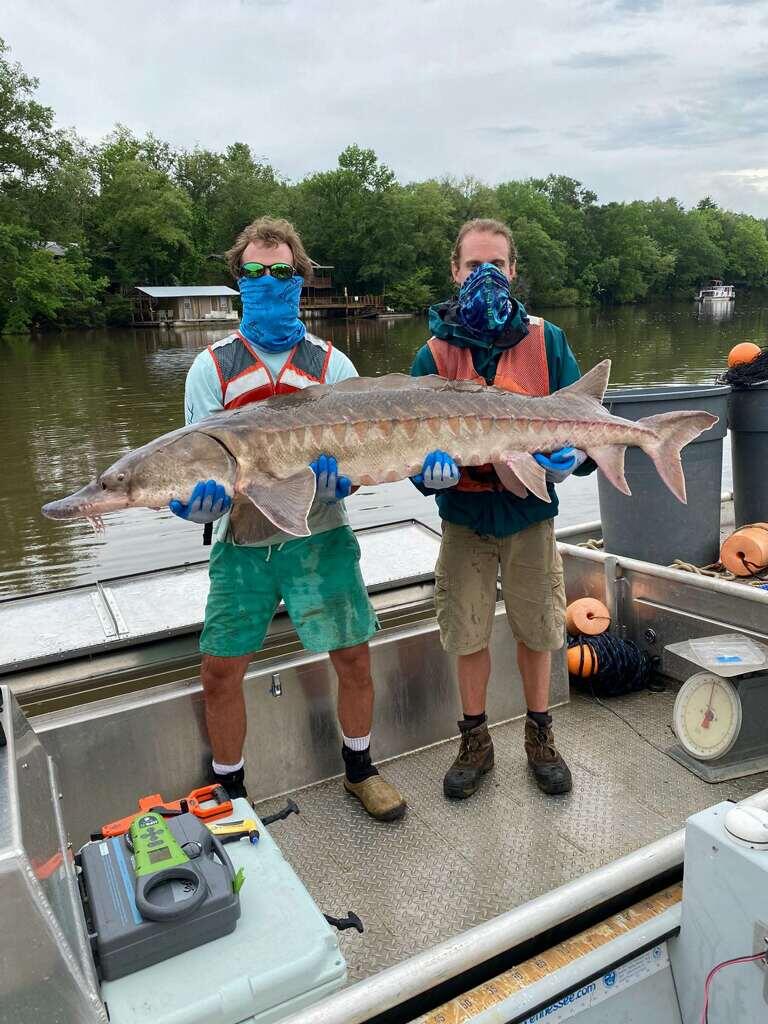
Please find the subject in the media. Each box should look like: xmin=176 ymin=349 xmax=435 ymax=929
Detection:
xmin=604 ymin=556 xmax=629 ymax=639
xmin=91 ymin=583 xmax=129 ymax=640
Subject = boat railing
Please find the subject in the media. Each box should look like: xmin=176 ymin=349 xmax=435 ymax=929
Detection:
xmin=280 ymin=784 xmax=768 ymax=1024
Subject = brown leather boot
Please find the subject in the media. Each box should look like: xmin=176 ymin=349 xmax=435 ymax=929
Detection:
xmin=443 ymin=720 xmax=494 ymax=799
xmin=524 ymin=717 xmax=572 ymax=795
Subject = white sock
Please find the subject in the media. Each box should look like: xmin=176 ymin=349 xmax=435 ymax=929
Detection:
xmin=342 ymin=732 xmax=371 ymax=752
xmin=212 ymin=757 xmax=244 ymax=775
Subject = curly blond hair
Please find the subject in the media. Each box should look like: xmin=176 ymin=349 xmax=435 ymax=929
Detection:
xmin=225 ymin=217 xmax=313 ymax=280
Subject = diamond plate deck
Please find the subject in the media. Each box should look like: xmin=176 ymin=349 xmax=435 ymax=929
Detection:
xmin=254 ymin=688 xmax=768 ymax=984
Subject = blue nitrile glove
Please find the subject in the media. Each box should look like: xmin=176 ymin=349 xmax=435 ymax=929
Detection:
xmin=310 ymin=454 xmax=352 ymax=503
xmin=169 ymin=480 xmax=231 ymax=523
xmin=533 ymin=446 xmax=587 ymax=484
xmin=412 ymin=450 xmax=460 ymax=490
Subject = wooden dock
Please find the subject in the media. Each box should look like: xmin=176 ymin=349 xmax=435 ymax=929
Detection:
xmin=300 ymin=293 xmax=385 ymax=318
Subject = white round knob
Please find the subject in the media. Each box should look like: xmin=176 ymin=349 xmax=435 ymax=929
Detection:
xmin=724 ymin=806 xmax=768 ymax=849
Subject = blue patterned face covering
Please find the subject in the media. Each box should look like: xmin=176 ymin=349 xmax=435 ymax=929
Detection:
xmin=456 ymin=263 xmax=512 ymax=335
xmin=238 ymin=274 xmax=305 ymax=352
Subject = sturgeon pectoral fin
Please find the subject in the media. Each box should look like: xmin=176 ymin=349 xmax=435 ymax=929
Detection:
xmin=237 ymin=466 xmax=317 ymax=537
xmin=585 ymin=445 xmax=631 ymax=496
xmin=493 ymin=462 xmax=529 ymax=498
xmin=501 ymin=453 xmax=551 ymax=503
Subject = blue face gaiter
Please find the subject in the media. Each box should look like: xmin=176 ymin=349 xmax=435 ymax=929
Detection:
xmin=238 ymin=274 xmax=306 ymax=352
xmin=457 ymin=263 xmax=512 ymax=335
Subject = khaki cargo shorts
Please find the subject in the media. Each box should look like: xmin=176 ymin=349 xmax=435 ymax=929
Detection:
xmin=434 ymin=519 xmax=566 ymax=655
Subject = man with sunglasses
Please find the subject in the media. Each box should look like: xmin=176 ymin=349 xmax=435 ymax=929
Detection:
xmin=411 ymin=218 xmax=594 ymax=802
xmin=171 ymin=217 xmax=406 ymax=822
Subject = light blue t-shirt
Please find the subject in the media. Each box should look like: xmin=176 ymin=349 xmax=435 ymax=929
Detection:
xmin=184 ymin=334 xmax=358 ymax=424
xmin=184 ymin=331 xmax=359 ymax=546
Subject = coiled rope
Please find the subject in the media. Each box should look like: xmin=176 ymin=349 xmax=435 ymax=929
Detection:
xmin=567 ymin=633 xmax=655 ymax=698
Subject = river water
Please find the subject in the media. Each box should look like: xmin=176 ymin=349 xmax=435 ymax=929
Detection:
xmin=2 ymin=297 xmax=766 ymax=599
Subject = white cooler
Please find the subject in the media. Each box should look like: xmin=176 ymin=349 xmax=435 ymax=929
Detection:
xmin=100 ymin=798 xmax=347 ymax=1024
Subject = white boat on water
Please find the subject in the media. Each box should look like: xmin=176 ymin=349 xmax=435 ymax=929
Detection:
xmin=696 ymin=279 xmax=735 ymax=301
xmin=4 ymin=506 xmax=768 ymax=1024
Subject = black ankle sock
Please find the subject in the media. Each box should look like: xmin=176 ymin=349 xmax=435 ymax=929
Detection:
xmin=462 ymin=711 xmax=487 ymax=729
xmin=527 ymin=710 xmax=552 ymax=729
xmin=209 ymin=765 xmax=247 ymax=799
xmin=342 ymin=744 xmax=379 ymax=784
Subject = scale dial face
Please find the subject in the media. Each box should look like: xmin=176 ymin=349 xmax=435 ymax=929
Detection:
xmin=673 ymin=671 xmax=742 ymax=761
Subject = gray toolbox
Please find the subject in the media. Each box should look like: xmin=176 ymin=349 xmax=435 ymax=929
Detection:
xmin=99 ymin=798 xmax=348 ymax=1024
xmin=79 ymin=811 xmax=242 ymax=980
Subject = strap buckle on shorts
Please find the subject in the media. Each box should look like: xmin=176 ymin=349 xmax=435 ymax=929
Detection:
xmin=264 ymin=542 xmax=285 ymax=563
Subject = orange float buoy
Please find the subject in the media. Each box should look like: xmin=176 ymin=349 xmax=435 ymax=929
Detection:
xmin=728 ymin=342 xmax=762 ymax=367
xmin=567 ymin=643 xmax=599 ymax=677
xmin=720 ymin=523 xmax=768 ymax=577
xmin=565 ymin=597 xmax=611 ymax=636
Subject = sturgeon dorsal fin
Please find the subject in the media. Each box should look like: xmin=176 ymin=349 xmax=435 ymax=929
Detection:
xmin=559 ymin=360 xmax=611 ymax=403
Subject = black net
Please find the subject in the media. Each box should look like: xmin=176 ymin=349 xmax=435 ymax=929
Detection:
xmin=719 ymin=348 xmax=768 ymax=389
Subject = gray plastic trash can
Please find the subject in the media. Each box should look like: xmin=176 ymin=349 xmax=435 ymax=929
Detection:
xmin=728 ymin=382 xmax=768 ymax=527
xmin=597 ymin=384 xmax=730 ymax=566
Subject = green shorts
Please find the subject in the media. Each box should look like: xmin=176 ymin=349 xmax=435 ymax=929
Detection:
xmin=200 ymin=526 xmax=378 ymax=658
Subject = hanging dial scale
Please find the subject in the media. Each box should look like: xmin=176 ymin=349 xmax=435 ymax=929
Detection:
xmin=673 ymin=671 xmax=743 ymax=761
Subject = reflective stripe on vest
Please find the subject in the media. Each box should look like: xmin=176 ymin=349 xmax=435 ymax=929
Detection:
xmin=207 ymin=331 xmax=333 ymax=409
xmin=427 ymin=317 xmax=549 ymax=492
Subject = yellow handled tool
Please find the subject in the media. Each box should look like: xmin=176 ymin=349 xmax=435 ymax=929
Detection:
xmin=205 ymin=818 xmax=260 ymax=845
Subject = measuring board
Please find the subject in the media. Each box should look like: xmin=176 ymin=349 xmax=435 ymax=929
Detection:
xmin=415 ymin=885 xmax=682 ymax=1024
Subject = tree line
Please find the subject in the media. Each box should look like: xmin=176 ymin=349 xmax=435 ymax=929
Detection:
xmin=2 ymin=37 xmax=767 ymax=335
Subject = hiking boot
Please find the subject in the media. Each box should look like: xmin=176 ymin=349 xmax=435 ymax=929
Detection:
xmin=524 ymin=717 xmax=572 ymax=795
xmin=443 ymin=720 xmax=494 ymax=799
xmin=342 ymin=745 xmax=407 ymax=822
xmin=208 ymin=765 xmax=248 ymax=800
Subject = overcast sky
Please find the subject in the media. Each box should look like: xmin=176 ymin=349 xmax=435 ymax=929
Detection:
xmin=6 ymin=0 xmax=768 ymax=214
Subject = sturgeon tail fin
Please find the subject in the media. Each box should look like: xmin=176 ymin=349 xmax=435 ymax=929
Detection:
xmin=637 ymin=410 xmax=718 ymax=503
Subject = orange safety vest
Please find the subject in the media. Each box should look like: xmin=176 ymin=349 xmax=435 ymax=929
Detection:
xmin=427 ymin=315 xmax=549 ymax=492
xmin=207 ymin=330 xmax=333 ymax=409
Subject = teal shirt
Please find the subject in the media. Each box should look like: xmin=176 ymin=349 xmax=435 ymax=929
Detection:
xmin=410 ymin=300 xmax=594 ymax=538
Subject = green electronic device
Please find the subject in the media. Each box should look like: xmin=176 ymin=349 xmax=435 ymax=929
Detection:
xmin=129 ymin=812 xmax=207 ymax=921
xmin=80 ymin=810 xmax=241 ymax=979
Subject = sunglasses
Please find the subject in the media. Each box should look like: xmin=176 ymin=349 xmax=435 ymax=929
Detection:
xmin=240 ymin=261 xmax=295 ymax=281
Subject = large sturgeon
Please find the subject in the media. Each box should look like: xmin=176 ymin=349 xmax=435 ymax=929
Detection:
xmin=42 ymin=360 xmax=717 ymax=541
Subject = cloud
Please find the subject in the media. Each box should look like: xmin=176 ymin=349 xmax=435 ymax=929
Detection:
xmin=717 ymin=168 xmax=768 ymax=193
xmin=4 ymin=0 xmax=768 ymax=216
xmin=613 ymin=0 xmax=663 ymax=10
xmin=476 ymin=125 xmax=540 ymax=137
xmin=558 ymin=49 xmax=669 ymax=68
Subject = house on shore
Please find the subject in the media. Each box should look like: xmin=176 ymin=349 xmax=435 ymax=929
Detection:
xmin=133 ymin=286 xmax=239 ymax=326
xmin=301 ymin=259 xmax=384 ymax=317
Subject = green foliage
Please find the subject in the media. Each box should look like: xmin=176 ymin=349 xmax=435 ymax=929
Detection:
xmin=0 ymin=38 xmax=59 ymax=185
xmin=386 ymin=269 xmax=435 ymax=312
xmin=89 ymin=158 xmax=195 ymax=286
xmin=0 ymin=225 xmax=106 ymax=334
xmin=292 ymin=145 xmax=407 ymax=291
xmin=2 ymin=38 xmax=768 ymax=335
